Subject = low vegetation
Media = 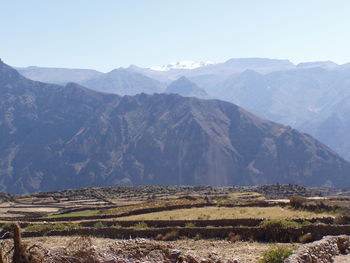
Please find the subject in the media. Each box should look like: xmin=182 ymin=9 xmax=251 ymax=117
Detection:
xmin=258 ymin=245 xmax=293 ymax=263
xmin=47 ymin=209 xmax=100 ymax=218
xmin=131 ymin=222 xmax=148 ymax=229
xmin=93 ymin=221 xmax=107 ymax=228
xmin=25 ymin=223 xmax=81 ymax=233
xmin=260 ymin=219 xmax=311 ymax=228
xmin=230 ymin=192 xmax=265 ymax=200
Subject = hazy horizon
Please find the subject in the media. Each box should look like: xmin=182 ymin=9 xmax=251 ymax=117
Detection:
xmin=1 ymin=0 xmax=350 ymax=71
xmin=4 ymin=57 xmax=348 ymax=74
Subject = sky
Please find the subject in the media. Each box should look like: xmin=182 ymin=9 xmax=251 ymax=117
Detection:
xmin=1 ymin=0 xmax=350 ymax=72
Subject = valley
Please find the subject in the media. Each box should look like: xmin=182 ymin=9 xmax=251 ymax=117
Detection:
xmin=3 ymin=1 xmax=350 ymax=262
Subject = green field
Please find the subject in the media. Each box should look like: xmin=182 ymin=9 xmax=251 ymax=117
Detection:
xmin=47 ymin=210 xmax=100 ymax=218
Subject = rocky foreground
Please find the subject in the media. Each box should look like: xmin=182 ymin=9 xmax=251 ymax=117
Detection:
xmin=1 ymin=236 xmax=279 ymax=263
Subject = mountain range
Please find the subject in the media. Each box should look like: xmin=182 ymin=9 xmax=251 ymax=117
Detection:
xmin=2 ymin=58 xmax=350 ymax=193
xmin=17 ymin=58 xmax=350 ymax=160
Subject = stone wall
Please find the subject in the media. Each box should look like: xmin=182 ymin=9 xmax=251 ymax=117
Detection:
xmin=77 ymin=217 xmax=333 ymax=228
xmin=285 ymin=235 xmax=350 ymax=263
xmin=19 ymin=225 xmax=350 ymax=243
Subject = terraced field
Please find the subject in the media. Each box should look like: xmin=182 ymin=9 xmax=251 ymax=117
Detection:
xmin=117 ymin=206 xmax=332 ymax=220
xmin=1 ymin=185 xmax=350 ymax=263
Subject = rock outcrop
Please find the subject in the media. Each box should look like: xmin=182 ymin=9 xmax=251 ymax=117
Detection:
xmin=285 ymin=235 xmax=350 ymax=263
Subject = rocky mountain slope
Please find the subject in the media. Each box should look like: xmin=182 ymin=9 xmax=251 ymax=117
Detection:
xmin=81 ymin=68 xmax=165 ymax=95
xmin=1 ymin=59 xmax=350 ymax=194
xmin=200 ymin=67 xmax=350 ymax=160
xmin=10 ymin=58 xmax=350 ymax=160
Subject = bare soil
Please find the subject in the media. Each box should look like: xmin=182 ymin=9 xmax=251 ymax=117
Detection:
xmin=117 ymin=206 xmax=332 ymax=220
xmin=334 ymin=254 xmax=350 ymax=263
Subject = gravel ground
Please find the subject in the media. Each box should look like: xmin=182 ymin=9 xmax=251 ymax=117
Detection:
xmin=170 ymin=239 xmax=296 ymax=263
xmin=2 ymin=236 xmax=299 ymax=263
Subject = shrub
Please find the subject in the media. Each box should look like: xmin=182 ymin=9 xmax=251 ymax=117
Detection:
xmin=132 ymin=222 xmax=148 ymax=229
xmin=194 ymin=233 xmax=202 ymax=240
xmin=184 ymin=222 xmax=196 ymax=227
xmin=64 ymin=236 xmax=98 ymax=263
xmin=300 ymin=220 xmax=312 ymax=226
xmin=227 ymin=232 xmax=242 ymax=242
xmin=289 ymin=196 xmax=307 ymax=208
xmin=334 ymin=214 xmax=350 ymax=225
xmin=155 ymin=233 xmax=164 ymax=240
xmin=162 ymin=230 xmax=179 ymax=241
xmin=93 ymin=221 xmax=106 ymax=228
xmin=260 ymin=219 xmax=300 ymax=228
xmin=0 ymin=223 xmax=14 ymax=232
xmin=259 ymin=245 xmax=293 ymax=263
xmin=25 ymin=223 xmax=80 ymax=233
xmin=299 ymin=233 xmax=313 ymax=243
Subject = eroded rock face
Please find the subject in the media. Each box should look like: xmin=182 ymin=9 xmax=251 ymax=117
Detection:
xmin=1 ymin=60 xmax=350 ymax=194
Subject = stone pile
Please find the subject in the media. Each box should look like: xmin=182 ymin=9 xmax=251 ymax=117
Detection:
xmin=285 ymin=235 xmax=350 ymax=263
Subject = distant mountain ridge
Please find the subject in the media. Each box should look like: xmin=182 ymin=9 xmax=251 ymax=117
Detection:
xmin=12 ymin=58 xmax=350 ymax=160
xmin=165 ymin=77 xmax=209 ymax=99
xmin=17 ymin=66 xmax=102 ymax=85
xmin=81 ymin=68 xmax=165 ymax=95
xmin=1 ymin=59 xmax=350 ymax=194
xmin=150 ymin=60 xmax=215 ymax=71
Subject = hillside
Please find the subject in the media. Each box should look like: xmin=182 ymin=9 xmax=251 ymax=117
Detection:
xmin=81 ymin=68 xmax=164 ymax=95
xmin=17 ymin=66 xmax=102 ymax=85
xmin=1 ymin=59 xmax=350 ymax=194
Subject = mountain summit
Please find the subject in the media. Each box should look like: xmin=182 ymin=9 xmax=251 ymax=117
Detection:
xmin=166 ymin=76 xmax=208 ymax=98
xmin=150 ymin=60 xmax=215 ymax=71
xmin=81 ymin=68 xmax=164 ymax=95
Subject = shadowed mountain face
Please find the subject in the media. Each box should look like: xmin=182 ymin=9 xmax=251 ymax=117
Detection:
xmin=201 ymin=67 xmax=350 ymax=160
xmin=1 ymin=59 xmax=350 ymax=194
xmin=300 ymin=94 xmax=350 ymax=162
xmin=14 ymin=59 xmax=350 ymax=160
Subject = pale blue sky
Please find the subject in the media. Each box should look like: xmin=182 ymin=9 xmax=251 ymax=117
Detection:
xmin=1 ymin=0 xmax=349 ymax=72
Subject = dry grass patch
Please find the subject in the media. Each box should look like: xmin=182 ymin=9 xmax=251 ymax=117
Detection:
xmin=117 ymin=206 xmax=332 ymax=220
xmin=103 ymin=197 xmax=206 ymax=215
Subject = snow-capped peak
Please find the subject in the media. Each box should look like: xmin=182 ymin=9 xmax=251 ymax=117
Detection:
xmin=150 ymin=60 xmax=215 ymax=71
